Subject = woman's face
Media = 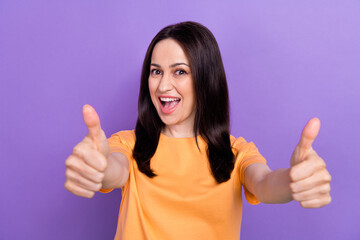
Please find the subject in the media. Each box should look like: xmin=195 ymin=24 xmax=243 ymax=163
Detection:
xmin=149 ymin=39 xmax=196 ymax=135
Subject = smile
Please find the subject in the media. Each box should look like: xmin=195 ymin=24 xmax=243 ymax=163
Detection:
xmin=159 ymin=97 xmax=181 ymax=114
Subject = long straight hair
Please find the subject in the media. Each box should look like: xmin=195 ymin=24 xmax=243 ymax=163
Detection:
xmin=133 ymin=21 xmax=234 ymax=183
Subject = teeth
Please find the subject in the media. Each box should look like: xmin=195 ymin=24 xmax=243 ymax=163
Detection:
xmin=160 ymin=97 xmax=180 ymax=102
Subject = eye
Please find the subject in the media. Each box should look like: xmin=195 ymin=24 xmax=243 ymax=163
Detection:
xmin=175 ymin=69 xmax=187 ymax=75
xmin=151 ymin=69 xmax=162 ymax=76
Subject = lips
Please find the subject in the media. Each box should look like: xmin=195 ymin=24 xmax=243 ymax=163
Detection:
xmin=158 ymin=96 xmax=181 ymax=114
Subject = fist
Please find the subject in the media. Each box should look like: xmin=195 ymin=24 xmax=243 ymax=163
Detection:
xmin=64 ymin=104 xmax=109 ymax=198
xmin=289 ymin=118 xmax=332 ymax=208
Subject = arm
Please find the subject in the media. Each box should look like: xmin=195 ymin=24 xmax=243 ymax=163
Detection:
xmin=101 ymin=152 xmax=129 ymax=189
xmin=244 ymin=164 xmax=292 ymax=204
xmin=244 ymin=118 xmax=331 ymax=208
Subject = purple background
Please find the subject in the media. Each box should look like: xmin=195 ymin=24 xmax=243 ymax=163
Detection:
xmin=0 ymin=0 xmax=359 ymax=239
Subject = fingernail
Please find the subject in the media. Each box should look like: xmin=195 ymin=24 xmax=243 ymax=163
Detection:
xmin=83 ymin=104 xmax=91 ymax=113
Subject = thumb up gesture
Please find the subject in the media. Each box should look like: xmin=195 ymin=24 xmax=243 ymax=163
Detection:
xmin=289 ymin=118 xmax=332 ymax=208
xmin=64 ymin=105 xmax=109 ymax=198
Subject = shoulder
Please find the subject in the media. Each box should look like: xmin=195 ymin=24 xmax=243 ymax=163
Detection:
xmin=230 ymin=134 xmax=266 ymax=165
xmin=230 ymin=135 xmax=264 ymax=161
xmin=111 ymin=130 xmax=136 ymax=140
xmin=230 ymin=135 xmax=254 ymax=153
xmin=108 ymin=130 xmax=136 ymax=149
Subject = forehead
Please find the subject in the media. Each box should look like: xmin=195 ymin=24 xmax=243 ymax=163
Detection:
xmin=151 ymin=39 xmax=189 ymax=64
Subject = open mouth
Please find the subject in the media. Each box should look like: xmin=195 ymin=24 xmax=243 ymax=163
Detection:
xmin=159 ymin=97 xmax=181 ymax=113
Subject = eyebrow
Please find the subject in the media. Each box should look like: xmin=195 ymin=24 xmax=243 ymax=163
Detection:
xmin=150 ymin=63 xmax=190 ymax=68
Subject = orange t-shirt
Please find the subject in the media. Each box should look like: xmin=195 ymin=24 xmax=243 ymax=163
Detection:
xmin=101 ymin=130 xmax=267 ymax=240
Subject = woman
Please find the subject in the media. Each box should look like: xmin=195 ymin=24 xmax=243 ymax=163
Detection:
xmin=65 ymin=21 xmax=331 ymax=240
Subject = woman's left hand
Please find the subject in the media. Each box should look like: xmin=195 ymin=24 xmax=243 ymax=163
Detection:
xmin=289 ymin=118 xmax=332 ymax=208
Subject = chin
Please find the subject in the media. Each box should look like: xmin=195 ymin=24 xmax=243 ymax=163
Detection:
xmin=158 ymin=115 xmax=178 ymax=126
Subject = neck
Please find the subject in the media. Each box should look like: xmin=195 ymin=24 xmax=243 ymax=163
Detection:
xmin=162 ymin=125 xmax=195 ymax=138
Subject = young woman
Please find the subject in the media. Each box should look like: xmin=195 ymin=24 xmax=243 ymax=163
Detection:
xmin=65 ymin=21 xmax=331 ymax=240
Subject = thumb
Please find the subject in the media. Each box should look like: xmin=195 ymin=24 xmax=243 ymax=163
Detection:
xmin=297 ymin=117 xmax=321 ymax=152
xmin=82 ymin=104 xmax=102 ymax=142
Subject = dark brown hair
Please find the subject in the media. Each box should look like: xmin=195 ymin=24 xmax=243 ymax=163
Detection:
xmin=133 ymin=21 xmax=234 ymax=183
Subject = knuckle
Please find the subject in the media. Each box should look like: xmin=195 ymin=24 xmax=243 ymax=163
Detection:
xmin=319 ymin=188 xmax=326 ymax=195
xmin=300 ymin=201 xmax=307 ymax=208
xmin=64 ymin=181 xmax=70 ymax=190
xmin=320 ymin=170 xmax=331 ymax=182
xmin=94 ymin=172 xmax=104 ymax=183
xmin=311 ymin=156 xmax=325 ymax=169
xmin=318 ymin=198 xmax=329 ymax=208
xmin=96 ymin=159 xmax=107 ymax=172
xmin=64 ymin=181 xmax=75 ymax=193
xmin=95 ymin=183 xmax=102 ymax=191
xmin=72 ymin=146 xmax=82 ymax=157
xmin=65 ymin=169 xmax=71 ymax=179
xmin=87 ymin=191 xmax=95 ymax=198
xmin=321 ymin=162 xmax=326 ymax=169
xmin=314 ymin=154 xmax=324 ymax=163
xmin=101 ymin=160 xmax=108 ymax=172
xmin=324 ymin=195 xmax=332 ymax=205
xmin=66 ymin=169 xmax=77 ymax=180
xmin=326 ymin=172 xmax=332 ymax=182
xmin=292 ymin=193 xmax=300 ymax=201
xmin=320 ymin=184 xmax=331 ymax=194
xmin=65 ymin=158 xmax=71 ymax=167
xmin=289 ymin=169 xmax=297 ymax=182
xmin=65 ymin=156 xmax=75 ymax=168
xmin=97 ymin=156 xmax=108 ymax=172
xmin=319 ymin=157 xmax=326 ymax=167
xmin=289 ymin=183 xmax=297 ymax=193
xmin=289 ymin=174 xmax=296 ymax=182
xmin=73 ymin=142 xmax=89 ymax=157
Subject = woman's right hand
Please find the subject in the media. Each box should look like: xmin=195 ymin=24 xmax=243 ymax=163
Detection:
xmin=64 ymin=104 xmax=110 ymax=198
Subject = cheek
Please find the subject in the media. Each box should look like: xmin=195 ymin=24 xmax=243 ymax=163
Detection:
xmin=181 ymin=80 xmax=196 ymax=108
xmin=148 ymin=78 xmax=158 ymax=103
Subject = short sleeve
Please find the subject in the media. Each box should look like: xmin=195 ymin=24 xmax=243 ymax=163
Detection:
xmin=231 ymin=136 xmax=267 ymax=205
xmin=99 ymin=130 xmax=135 ymax=193
xmin=107 ymin=130 xmax=135 ymax=160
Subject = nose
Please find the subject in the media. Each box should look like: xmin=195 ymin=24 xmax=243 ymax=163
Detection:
xmin=158 ymin=73 xmax=173 ymax=92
